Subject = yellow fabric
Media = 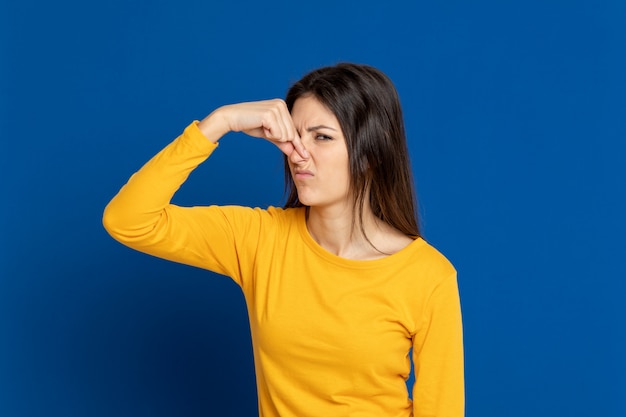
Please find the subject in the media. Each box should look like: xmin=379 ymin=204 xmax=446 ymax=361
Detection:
xmin=104 ymin=122 xmax=465 ymax=417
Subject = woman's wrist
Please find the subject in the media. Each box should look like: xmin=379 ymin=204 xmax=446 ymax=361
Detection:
xmin=197 ymin=107 xmax=231 ymax=143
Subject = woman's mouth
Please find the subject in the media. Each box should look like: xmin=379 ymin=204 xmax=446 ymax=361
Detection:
xmin=294 ymin=169 xmax=314 ymax=180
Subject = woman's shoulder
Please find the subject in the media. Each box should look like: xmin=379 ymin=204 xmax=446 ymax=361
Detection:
xmin=265 ymin=205 xmax=303 ymax=217
xmin=261 ymin=206 xmax=304 ymax=225
xmin=402 ymin=237 xmax=456 ymax=279
xmin=212 ymin=205 xmax=304 ymax=227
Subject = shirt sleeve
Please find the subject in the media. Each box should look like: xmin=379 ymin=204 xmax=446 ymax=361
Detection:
xmin=411 ymin=271 xmax=465 ymax=417
xmin=102 ymin=121 xmax=261 ymax=287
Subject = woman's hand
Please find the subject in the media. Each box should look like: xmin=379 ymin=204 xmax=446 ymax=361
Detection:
xmin=198 ymin=99 xmax=308 ymax=158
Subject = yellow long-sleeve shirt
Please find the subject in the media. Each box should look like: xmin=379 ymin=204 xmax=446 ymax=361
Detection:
xmin=103 ymin=122 xmax=464 ymax=417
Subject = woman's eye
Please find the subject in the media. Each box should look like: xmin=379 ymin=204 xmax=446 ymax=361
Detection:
xmin=315 ymin=134 xmax=333 ymax=141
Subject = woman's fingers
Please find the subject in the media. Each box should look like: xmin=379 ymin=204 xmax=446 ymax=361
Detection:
xmin=234 ymin=100 xmax=286 ymax=140
xmin=275 ymin=99 xmax=296 ymax=141
xmin=212 ymin=99 xmax=307 ymax=158
xmin=268 ymin=100 xmax=308 ymax=159
xmin=274 ymin=141 xmax=295 ymax=156
xmin=263 ymin=101 xmax=288 ymax=141
xmin=290 ymin=134 xmax=308 ymax=159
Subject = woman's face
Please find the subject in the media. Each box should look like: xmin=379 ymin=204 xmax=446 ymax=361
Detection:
xmin=288 ymin=95 xmax=351 ymax=210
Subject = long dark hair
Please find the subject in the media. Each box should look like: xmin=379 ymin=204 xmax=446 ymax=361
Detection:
xmin=284 ymin=63 xmax=420 ymax=239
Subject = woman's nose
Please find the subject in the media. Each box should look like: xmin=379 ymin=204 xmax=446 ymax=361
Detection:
xmin=289 ymin=136 xmax=310 ymax=164
xmin=289 ymin=145 xmax=307 ymax=164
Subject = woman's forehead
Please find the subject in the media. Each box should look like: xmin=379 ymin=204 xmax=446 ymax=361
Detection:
xmin=291 ymin=96 xmax=339 ymax=127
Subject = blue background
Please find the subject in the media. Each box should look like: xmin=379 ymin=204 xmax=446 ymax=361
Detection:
xmin=1 ymin=1 xmax=624 ymax=416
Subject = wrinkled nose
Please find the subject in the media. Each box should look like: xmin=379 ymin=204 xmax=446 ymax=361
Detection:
xmin=288 ymin=140 xmax=309 ymax=165
xmin=289 ymin=149 xmax=304 ymax=165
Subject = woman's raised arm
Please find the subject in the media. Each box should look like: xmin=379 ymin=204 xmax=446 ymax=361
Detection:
xmin=102 ymin=99 xmax=305 ymax=269
xmin=199 ymin=99 xmax=306 ymax=157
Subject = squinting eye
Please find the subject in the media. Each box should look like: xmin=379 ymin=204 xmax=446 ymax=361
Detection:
xmin=315 ymin=134 xmax=333 ymax=141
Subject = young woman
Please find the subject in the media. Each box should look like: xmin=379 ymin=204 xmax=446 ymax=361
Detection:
xmin=103 ymin=63 xmax=464 ymax=417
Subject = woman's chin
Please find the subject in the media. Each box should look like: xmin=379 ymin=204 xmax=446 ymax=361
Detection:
xmin=297 ymin=197 xmax=314 ymax=207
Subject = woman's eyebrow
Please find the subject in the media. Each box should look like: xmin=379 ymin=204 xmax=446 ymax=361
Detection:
xmin=306 ymin=125 xmax=337 ymax=132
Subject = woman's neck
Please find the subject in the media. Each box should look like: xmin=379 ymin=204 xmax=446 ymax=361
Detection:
xmin=306 ymin=204 xmax=412 ymax=260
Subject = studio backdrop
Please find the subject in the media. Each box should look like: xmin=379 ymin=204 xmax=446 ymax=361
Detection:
xmin=1 ymin=1 xmax=624 ymax=416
